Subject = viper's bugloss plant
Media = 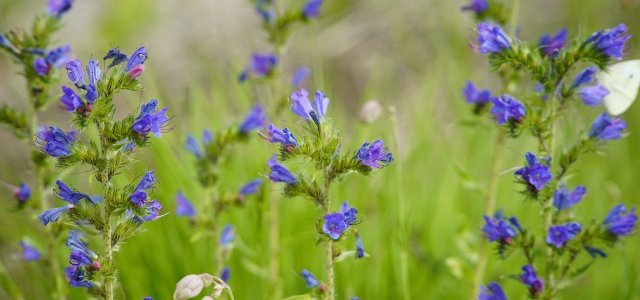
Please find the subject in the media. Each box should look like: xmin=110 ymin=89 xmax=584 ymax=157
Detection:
xmin=462 ymin=5 xmax=637 ymax=298
xmin=35 ymin=45 xmax=169 ymax=300
xmin=266 ymin=87 xmax=392 ymax=300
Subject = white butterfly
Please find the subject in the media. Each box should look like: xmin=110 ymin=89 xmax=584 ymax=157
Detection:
xmin=597 ymin=59 xmax=640 ymax=115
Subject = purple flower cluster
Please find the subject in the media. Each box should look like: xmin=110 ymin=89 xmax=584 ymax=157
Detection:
xmin=64 ymin=231 xmax=96 ymax=288
xmin=490 ymin=95 xmax=526 ymax=125
xmin=546 ymin=222 xmax=581 ymax=248
xmin=515 ymin=152 xmax=552 ymax=191
xmin=60 ymin=58 xmax=102 ymax=113
xmin=132 ymin=99 xmax=170 ymax=137
xmin=585 ymin=24 xmax=631 ymax=61
xmin=322 ymin=202 xmax=358 ymax=240
xmin=589 ymin=113 xmax=626 ymax=141
xmin=474 ymin=23 xmax=511 ymax=54
xmin=356 ymin=140 xmax=393 ymax=169
xmin=482 ymin=214 xmax=519 ymax=243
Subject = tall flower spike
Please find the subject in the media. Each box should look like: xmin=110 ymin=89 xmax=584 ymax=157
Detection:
xmin=175 ymin=191 xmax=196 ymax=217
xmin=539 ymin=29 xmax=567 ymax=57
xmin=490 ymin=95 xmax=526 ymax=125
xmin=35 ymin=126 xmax=77 ymax=157
xmin=474 ymin=23 xmax=512 ymax=54
xmin=239 ymin=105 xmax=268 ymax=133
xmin=603 ymin=204 xmax=637 ymax=236
xmin=589 ymin=112 xmax=626 ymax=141
xmin=20 ymin=241 xmax=41 ymax=261
xmin=553 ymin=185 xmax=586 ymax=210
xmin=515 ymin=152 xmax=552 ymax=191
xmin=356 ymin=140 xmax=393 ymax=169
xmin=267 ymin=155 xmax=297 ymax=184
xmin=300 ymin=269 xmax=320 ymax=288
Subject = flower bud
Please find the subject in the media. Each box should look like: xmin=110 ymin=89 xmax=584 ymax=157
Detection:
xmin=173 ymin=274 xmax=214 ymax=300
xmin=127 ymin=64 xmax=145 ymax=79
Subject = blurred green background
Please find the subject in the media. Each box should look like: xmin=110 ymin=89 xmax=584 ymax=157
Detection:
xmin=1 ymin=0 xmax=640 ymax=299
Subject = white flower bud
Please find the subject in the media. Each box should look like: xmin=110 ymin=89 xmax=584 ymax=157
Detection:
xmin=173 ymin=274 xmax=214 ymax=300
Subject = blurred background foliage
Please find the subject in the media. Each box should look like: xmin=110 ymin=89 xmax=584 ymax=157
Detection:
xmin=1 ymin=0 xmax=640 ymax=299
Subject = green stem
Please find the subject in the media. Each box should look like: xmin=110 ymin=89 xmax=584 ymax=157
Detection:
xmin=543 ymin=93 xmax=559 ymax=297
xmin=103 ymin=211 xmax=114 ymax=300
xmin=321 ymin=174 xmax=334 ymax=300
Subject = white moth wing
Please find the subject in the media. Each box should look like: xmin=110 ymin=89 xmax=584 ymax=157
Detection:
xmin=597 ymin=59 xmax=640 ymax=115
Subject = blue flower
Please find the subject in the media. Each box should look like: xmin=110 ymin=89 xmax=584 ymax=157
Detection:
xmin=267 ymin=155 xmax=297 ymax=184
xmin=292 ymin=66 xmax=310 ymax=88
xmin=474 ymin=23 xmax=511 ymax=54
xmin=539 ymin=29 xmax=567 ymax=57
xmin=141 ymin=200 xmax=162 ymax=221
xmin=515 ymin=152 xmax=552 ymax=191
xmin=300 ymin=269 xmax=320 ymax=288
xmin=482 ymin=214 xmax=517 ymax=243
xmin=0 ymin=33 xmax=15 ymax=50
xmin=220 ymin=224 xmax=234 ymax=246
xmin=20 ymin=241 xmax=41 ymax=261
xmin=311 ymin=91 xmax=329 ymax=119
xmin=38 ymin=205 xmax=73 ymax=225
xmin=64 ymin=266 xmax=92 ymax=288
xmin=175 ymin=191 xmax=196 ymax=217
xmin=55 ymin=180 xmax=91 ymax=205
xmin=65 ymin=59 xmax=86 ymax=88
xmin=290 ymin=88 xmax=331 ymax=120
xmin=239 ymin=53 xmax=277 ymax=81
xmin=340 ymin=202 xmax=358 ymax=226
xmin=463 ymin=81 xmax=492 ymax=104
xmin=48 ymin=0 xmax=73 ymax=17
xmin=60 ymin=86 xmax=83 ymax=112
xmin=355 ymin=232 xmax=365 ymax=258
xmin=546 ymin=223 xmax=581 ymax=248
xmin=135 ymin=171 xmax=156 ymax=191
xmin=323 ymin=213 xmax=348 ymax=240
xmin=585 ymin=24 xmax=630 ymax=61
xmin=553 ymin=185 xmax=586 ymax=210
xmin=490 ymin=95 xmax=525 ymax=125
xmin=125 ymin=46 xmax=148 ymax=72
xmin=131 ymin=171 xmax=155 ymax=207
xmin=103 ymin=48 xmax=128 ymax=68
xmin=14 ymin=183 xmax=31 ymax=204
xmin=239 ymin=179 xmax=262 ymax=196
xmin=36 ymin=126 xmax=77 ymax=157
xmin=303 ymin=0 xmax=324 ymax=19
xmin=479 ymin=282 xmax=507 ymax=300
xmin=66 ymin=231 xmax=97 ymax=266
xmin=520 ymin=265 xmax=544 ymax=296
xmin=356 ymin=140 xmax=393 ymax=169
xmin=87 ymin=59 xmax=102 ymax=86
xmin=572 ymin=67 xmax=597 ymax=88
xmin=255 ymin=0 xmax=275 ymax=23
xmin=34 ymin=58 xmax=50 ymax=76
xmin=263 ymin=124 xmax=298 ymax=147
xmin=579 ymin=85 xmax=609 ymax=106
xmin=239 ymin=105 xmax=268 ymax=133
xmin=461 ymin=0 xmax=488 ymax=13
xmin=603 ymin=204 xmax=637 ymax=236
xmin=220 ymin=267 xmax=231 ymax=283
xmin=132 ymin=99 xmax=170 ymax=137
xmin=45 ymin=45 xmax=72 ymax=68
xmin=185 ymin=134 xmax=204 ymax=158
xmin=589 ymin=112 xmax=626 ymax=141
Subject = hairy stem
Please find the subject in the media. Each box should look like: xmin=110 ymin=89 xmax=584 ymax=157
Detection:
xmin=103 ymin=210 xmax=114 ymax=300
xmin=321 ymin=174 xmax=334 ymax=300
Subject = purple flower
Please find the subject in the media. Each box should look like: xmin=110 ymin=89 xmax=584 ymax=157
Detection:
xmin=185 ymin=134 xmax=204 ymax=158
xmin=603 ymin=204 xmax=637 ymax=236
xmin=300 ymin=269 xmax=320 ymax=288
xmin=35 ymin=126 xmax=77 ymax=157
xmin=585 ymin=24 xmax=631 ymax=61
xmin=355 ymin=232 xmax=365 ymax=258
xmin=323 ymin=213 xmax=348 ymax=240
xmin=239 ymin=105 xmax=268 ymax=133
xmin=85 ymin=84 xmax=97 ymax=104
xmin=45 ymin=45 xmax=72 ymax=68
xmin=303 ymin=0 xmax=324 ymax=19
xmin=579 ymin=85 xmax=609 ymax=106
xmin=14 ymin=183 xmax=31 ymax=204
xmin=479 ymin=282 xmax=507 ymax=300
xmin=474 ymin=23 xmax=512 ymax=54
xmin=220 ymin=267 xmax=231 ymax=283
xmin=520 ymin=265 xmax=544 ymax=296
xmin=48 ymin=0 xmax=73 ymax=17
xmin=135 ymin=171 xmax=156 ymax=191
xmin=66 ymin=231 xmax=97 ymax=266
xmin=546 ymin=223 xmax=581 ymax=248
xmin=356 ymin=140 xmax=393 ymax=169
xmin=290 ymin=88 xmax=330 ymax=120
xmin=20 ymin=241 xmax=41 ymax=261
xmin=132 ymin=99 xmax=170 ymax=137
xmin=490 ymin=95 xmax=525 ymax=125
xmin=461 ymin=0 xmax=488 ymax=13
xmin=66 ymin=59 xmax=86 ymax=88
xmin=34 ymin=58 xmax=50 ymax=76
xmin=589 ymin=113 xmax=626 ymax=141
xmin=38 ymin=205 xmax=72 ymax=225
xmin=239 ymin=179 xmax=262 ymax=196
xmin=125 ymin=46 xmax=148 ymax=72
xmin=311 ymin=91 xmax=329 ymax=118
xmin=256 ymin=0 xmax=275 ymax=23
xmin=220 ymin=224 xmax=234 ymax=246
xmin=515 ymin=152 xmax=552 ymax=191
xmin=203 ymin=130 xmax=213 ymax=144
xmin=239 ymin=53 xmax=277 ymax=81
xmin=55 ymin=180 xmax=91 ymax=205
xmin=141 ymin=200 xmax=162 ymax=221
xmin=553 ymin=185 xmax=586 ymax=210
xmin=340 ymin=202 xmax=358 ymax=225
xmin=175 ymin=192 xmax=196 ymax=217
xmin=86 ymin=59 xmax=101 ymax=85
xmin=60 ymin=86 xmax=83 ymax=112
xmin=131 ymin=171 xmax=155 ymax=207
xmin=104 ymin=48 xmax=128 ymax=68
xmin=463 ymin=81 xmax=492 ymax=104
xmin=65 ymin=266 xmax=92 ymax=288
xmin=267 ymin=155 xmax=297 ymax=184
xmin=0 ymin=33 xmax=14 ymax=49
xmin=572 ymin=67 xmax=597 ymax=88
xmin=263 ymin=124 xmax=298 ymax=147
xmin=539 ymin=29 xmax=568 ymax=57
xmin=482 ymin=215 xmax=517 ymax=243
xmin=292 ymin=67 xmax=310 ymax=88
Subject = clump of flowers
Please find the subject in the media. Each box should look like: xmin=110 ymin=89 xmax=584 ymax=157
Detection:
xmin=36 ymin=45 xmax=168 ymax=300
xmin=266 ymin=87 xmax=392 ymax=299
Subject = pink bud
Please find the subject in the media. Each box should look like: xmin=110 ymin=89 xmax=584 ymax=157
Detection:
xmin=127 ymin=64 xmax=145 ymax=79
xmin=91 ymin=261 xmax=101 ymax=271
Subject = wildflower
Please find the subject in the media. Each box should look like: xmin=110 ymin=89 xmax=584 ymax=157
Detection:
xmin=34 ymin=58 xmax=50 ymax=76
xmin=572 ymin=67 xmax=597 ymax=88
xmin=239 ymin=179 xmax=262 ymax=196
xmin=55 ymin=180 xmax=91 ymax=204
xmin=300 ymin=269 xmax=320 ymax=288
xmin=239 ymin=105 xmax=268 ymax=133
xmin=267 ymin=155 xmax=297 ymax=184
xmin=603 ymin=204 xmax=637 ymax=236
xmin=490 ymin=95 xmax=525 ymax=125
xmin=34 ymin=45 xmax=72 ymax=76
xmin=292 ymin=66 xmax=310 ymax=88
xmin=553 ymin=185 xmax=586 ymax=210
xmin=478 ymin=282 xmax=507 ymax=300
xmin=461 ymin=0 xmax=488 ymax=13
xmin=130 ymin=171 xmax=155 ymax=207
xmin=38 ymin=205 xmax=73 ymax=225
xmin=239 ymin=53 xmax=277 ymax=81
xmin=185 ymin=134 xmax=204 ymax=158
xmin=103 ymin=48 xmax=128 ymax=68
xmin=323 ymin=213 xmax=348 ymax=240
xmin=35 ymin=126 xmax=77 ymax=157
xmin=135 ymin=171 xmax=156 ymax=191
xmin=87 ymin=59 xmax=102 ymax=85
xmin=66 ymin=60 xmax=86 ymax=88
xmin=60 ymin=86 xmax=83 ymax=112
xmin=463 ymin=81 xmax=492 ymax=104
xmin=589 ymin=113 xmax=626 ymax=141
xmin=579 ymin=85 xmax=609 ymax=106
xmin=66 ymin=231 xmax=97 ymax=266
xmin=290 ymin=88 xmax=330 ymax=120
xmin=482 ymin=214 xmax=517 ymax=243
xmin=311 ymin=91 xmax=329 ymax=118
xmin=20 ymin=241 xmax=41 ymax=261
xmin=547 ymin=222 xmax=581 ymax=248
xmin=515 ymin=152 xmax=552 ymax=191
xmin=48 ymin=0 xmax=73 ymax=17
xmin=141 ymin=200 xmax=162 ymax=221
xmin=262 ymin=124 xmax=298 ymax=147
xmin=175 ymin=192 xmax=196 ymax=217
xmin=520 ymin=265 xmax=544 ymax=296
xmin=202 ymin=130 xmax=213 ymax=144
xmin=220 ymin=224 xmax=234 ymax=246
xmin=539 ymin=29 xmax=568 ymax=57
xmin=585 ymin=24 xmax=631 ymax=61
xmin=256 ymin=0 xmax=275 ymax=23
xmin=128 ymin=64 xmax=145 ymax=79
xmin=132 ymin=99 xmax=170 ymax=137
xmin=220 ymin=267 xmax=230 ymax=283
xmin=303 ymin=0 xmax=324 ymax=19
xmin=0 ymin=33 xmax=14 ymax=50
xmin=474 ymin=23 xmax=511 ymax=54
xmin=341 ymin=202 xmax=358 ymax=225
xmin=356 ymin=140 xmax=393 ymax=168
xmin=65 ymin=265 xmax=92 ymax=288
xmin=355 ymin=232 xmax=365 ymax=258
xmin=14 ymin=183 xmax=31 ymax=204
xmin=125 ymin=46 xmax=148 ymax=73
